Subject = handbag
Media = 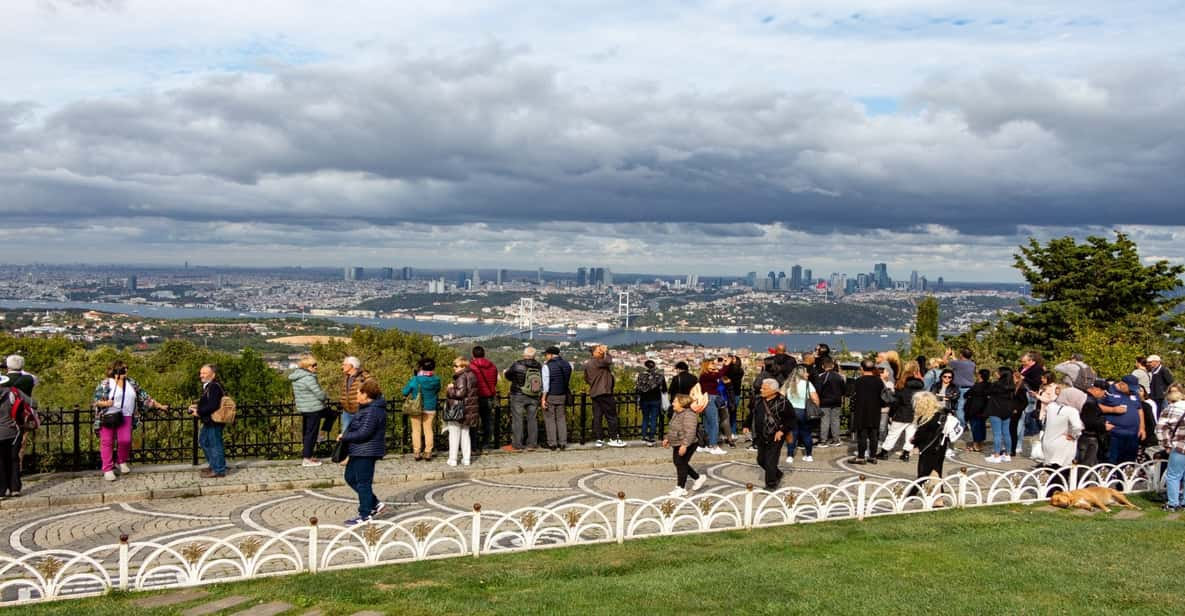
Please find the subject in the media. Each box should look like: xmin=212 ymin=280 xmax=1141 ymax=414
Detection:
xmin=100 ymin=379 xmax=126 ymax=428
xmin=442 ymin=400 xmax=465 ymax=423
xmin=402 ymin=381 xmax=424 ymax=417
xmin=1030 ymin=433 xmax=1045 ymax=462
xmin=331 ymin=439 xmax=348 ymax=463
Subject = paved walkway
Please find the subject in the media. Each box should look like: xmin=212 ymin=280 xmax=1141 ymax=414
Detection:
xmin=1 ymin=440 xmax=1040 ymax=557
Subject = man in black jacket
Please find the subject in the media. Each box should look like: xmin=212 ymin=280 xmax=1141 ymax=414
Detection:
xmin=504 ymin=347 xmax=543 ymax=452
xmin=747 ymin=378 xmax=795 ymax=490
xmin=189 ymin=364 xmax=227 ymax=478
xmin=813 ymin=358 xmax=845 ymax=448
xmin=1079 ymin=380 xmax=1111 ymax=465
xmin=1147 ymin=354 xmax=1174 ymax=412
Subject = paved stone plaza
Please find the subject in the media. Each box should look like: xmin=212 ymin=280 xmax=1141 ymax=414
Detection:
xmin=2 ymin=442 xmax=1036 ymax=557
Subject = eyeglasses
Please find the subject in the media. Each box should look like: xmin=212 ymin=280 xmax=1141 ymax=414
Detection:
xmin=942 ymin=375 xmax=953 ymax=379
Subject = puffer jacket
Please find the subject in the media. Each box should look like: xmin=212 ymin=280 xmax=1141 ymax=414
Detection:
xmin=447 ymin=369 xmax=481 ymax=427
xmin=664 ymin=407 xmax=699 ymax=448
xmin=340 ymin=369 xmax=371 ymax=414
xmin=289 ymin=369 xmax=327 ymax=413
xmin=402 ymin=373 xmax=442 ymax=412
xmin=340 ymin=396 xmax=387 ymax=458
xmin=470 ymin=358 xmax=499 ymax=398
xmin=890 ymin=377 xmax=925 ymax=423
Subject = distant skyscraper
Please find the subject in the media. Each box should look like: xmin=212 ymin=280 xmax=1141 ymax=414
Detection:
xmin=472 ymin=269 xmax=481 ymax=287
xmin=125 ymin=275 xmax=137 ymax=291
xmin=576 ymin=267 xmax=588 ymax=287
xmin=856 ymin=273 xmax=869 ymax=291
xmin=379 ymin=267 xmax=394 ymax=280
xmin=874 ymin=263 xmax=890 ymax=289
xmin=790 ymin=265 xmax=802 ymax=290
xmin=344 ymin=267 xmax=363 ymax=281
xmin=746 ymin=272 xmax=757 ymax=288
xmin=687 ymin=274 xmax=698 ymax=288
xmin=909 ymin=270 xmax=919 ymax=291
xmin=802 ymin=269 xmax=812 ymax=286
xmin=604 ymin=268 xmax=613 ymax=286
xmin=937 ymin=276 xmax=944 ymax=291
xmin=400 ymin=266 xmax=414 ymax=281
xmin=537 ymin=267 xmax=544 ymax=284
xmin=497 ymin=269 xmax=508 ymax=285
xmin=776 ymin=271 xmax=787 ymax=290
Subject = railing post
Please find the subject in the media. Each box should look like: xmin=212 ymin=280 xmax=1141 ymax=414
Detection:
xmin=493 ymin=398 xmax=502 ymax=448
xmin=191 ymin=415 xmax=200 ymax=467
xmin=616 ymin=491 xmax=626 ymax=544
xmin=308 ymin=517 xmax=318 ymax=574
xmin=856 ymin=475 xmax=866 ymax=521
xmin=744 ymin=483 xmax=754 ymax=530
xmin=1150 ymin=460 xmax=1162 ymax=495
xmin=472 ymin=504 xmax=482 ymax=558
xmin=118 ymin=534 xmax=129 ymax=591
xmin=580 ymin=394 xmax=588 ymax=445
xmin=1069 ymin=463 xmax=1079 ymax=492
xmin=958 ymin=467 xmax=968 ymax=509
xmin=71 ymin=406 xmax=81 ymax=472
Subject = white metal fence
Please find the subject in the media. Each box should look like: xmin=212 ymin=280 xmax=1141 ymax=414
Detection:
xmin=0 ymin=461 xmax=1164 ymax=606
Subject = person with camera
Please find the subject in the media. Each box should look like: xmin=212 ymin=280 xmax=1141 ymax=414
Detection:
xmin=189 ymin=364 xmax=228 ymax=478
xmin=930 ymin=368 xmax=960 ymax=457
xmin=92 ymin=360 xmax=168 ymax=481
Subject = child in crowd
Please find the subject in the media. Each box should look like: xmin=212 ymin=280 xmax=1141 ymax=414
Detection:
xmin=663 ymin=393 xmax=707 ymax=497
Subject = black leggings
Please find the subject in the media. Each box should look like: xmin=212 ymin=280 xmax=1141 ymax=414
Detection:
xmin=1008 ymin=409 xmax=1023 ymax=455
xmin=855 ymin=427 xmax=878 ymax=458
xmin=302 ymin=411 xmax=324 ymax=459
xmin=673 ymin=443 xmax=699 ymax=488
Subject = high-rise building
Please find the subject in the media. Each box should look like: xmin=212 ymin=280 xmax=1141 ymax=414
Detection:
xmin=344 ymin=267 xmax=363 ymax=281
xmin=746 ymin=272 xmax=757 ymax=288
xmin=400 ymin=266 xmax=414 ymax=281
xmin=379 ymin=267 xmax=395 ymax=280
xmin=874 ymin=263 xmax=890 ymax=289
xmin=856 ymin=273 xmax=869 ymax=291
xmin=125 ymin=276 xmax=137 ymax=291
xmin=776 ymin=271 xmax=787 ymax=290
xmin=936 ymin=276 xmax=944 ymax=291
xmin=497 ymin=269 xmax=509 ymax=285
xmin=604 ymin=268 xmax=613 ymax=286
xmin=456 ymin=271 xmax=468 ymax=287
xmin=576 ymin=267 xmax=588 ymax=287
xmin=802 ymin=269 xmax=813 ymax=286
xmin=909 ymin=270 xmax=920 ymax=291
xmin=472 ymin=269 xmax=481 ymax=287
xmin=537 ymin=267 xmax=544 ymax=284
xmin=686 ymin=274 xmax=698 ymax=288
xmin=790 ymin=265 xmax=802 ymax=290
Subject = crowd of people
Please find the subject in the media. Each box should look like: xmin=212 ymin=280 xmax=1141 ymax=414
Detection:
xmin=0 ymin=343 xmax=1180 ymax=522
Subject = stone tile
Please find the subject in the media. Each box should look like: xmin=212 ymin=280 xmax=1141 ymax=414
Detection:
xmin=247 ymin=481 xmax=294 ymax=492
xmin=104 ymin=490 xmax=153 ymax=503
xmin=229 ymin=601 xmax=292 ymax=616
xmin=47 ymin=493 xmax=105 ymax=506
xmin=0 ymin=495 xmax=51 ymax=509
xmin=1033 ymin=505 xmax=1061 ymax=513
xmin=349 ymin=611 xmax=386 ymax=616
xmin=181 ymin=595 xmax=251 ymax=616
xmin=200 ymin=483 xmax=249 ymax=496
xmin=152 ymin=487 xmax=202 ymax=499
xmin=130 ymin=588 xmax=210 ymax=608
xmin=1114 ymin=510 xmax=1145 ymax=520
xmin=1073 ymin=509 xmax=1097 ymax=516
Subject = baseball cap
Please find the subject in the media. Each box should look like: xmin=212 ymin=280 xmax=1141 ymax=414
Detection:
xmin=1120 ymin=375 xmax=1140 ymax=390
xmin=1090 ymin=379 xmax=1109 ymax=390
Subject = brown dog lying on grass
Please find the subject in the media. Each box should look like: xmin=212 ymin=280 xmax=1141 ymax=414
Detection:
xmin=1050 ymin=487 xmax=1139 ymax=512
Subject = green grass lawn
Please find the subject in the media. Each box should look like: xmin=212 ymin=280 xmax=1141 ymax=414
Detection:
xmin=22 ymin=496 xmax=1185 ymax=615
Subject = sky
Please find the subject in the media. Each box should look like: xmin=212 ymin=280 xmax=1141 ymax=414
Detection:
xmin=2 ymin=0 xmax=1184 ymax=281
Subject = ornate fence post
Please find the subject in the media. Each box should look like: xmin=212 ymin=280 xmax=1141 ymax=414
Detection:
xmin=472 ymin=504 xmax=482 ymax=559
xmin=744 ymin=483 xmax=754 ymax=530
xmin=856 ymin=475 xmax=867 ymax=521
xmin=1149 ymin=460 xmax=1162 ymax=494
xmin=1069 ymin=463 xmax=1079 ymax=492
xmin=616 ymin=491 xmax=626 ymax=544
xmin=118 ymin=534 xmax=130 ymax=591
xmin=958 ymin=467 xmax=968 ymax=509
xmin=191 ymin=415 xmax=201 ymax=466
xmin=307 ymin=517 xmax=319 ymax=574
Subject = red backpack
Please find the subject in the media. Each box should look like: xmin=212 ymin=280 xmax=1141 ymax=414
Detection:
xmin=8 ymin=388 xmax=40 ymax=431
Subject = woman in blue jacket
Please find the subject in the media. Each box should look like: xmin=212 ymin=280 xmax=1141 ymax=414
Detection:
xmin=339 ymin=378 xmax=387 ymax=525
xmin=402 ymin=357 xmax=441 ymax=461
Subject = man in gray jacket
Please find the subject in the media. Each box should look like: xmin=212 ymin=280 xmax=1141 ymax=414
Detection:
xmin=584 ymin=345 xmax=624 ymax=448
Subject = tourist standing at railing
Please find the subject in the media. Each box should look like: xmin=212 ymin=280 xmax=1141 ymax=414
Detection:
xmin=850 ymin=359 xmax=885 ymax=464
xmin=1017 ymin=351 xmax=1045 ymax=451
xmin=748 ymin=378 xmax=794 ymax=490
xmin=945 ymin=348 xmax=976 ymax=429
xmin=470 ymin=346 xmax=499 ymax=454
xmin=1155 ymin=388 xmax=1185 ymax=512
xmin=725 ymin=354 xmax=745 ymax=437
xmin=781 ymin=365 xmax=819 ymax=464
xmin=962 ymin=369 xmax=992 ymax=453
xmin=1040 ymin=386 xmax=1085 ymax=468
xmin=669 ymin=361 xmax=698 ymax=397
xmin=985 ymin=367 xmax=1016 ymax=464
xmin=339 ymin=378 xmax=387 ymax=525
xmin=876 ymin=361 xmax=895 ymax=444
xmin=444 ymin=357 xmax=479 ymax=466
xmin=1147 ymin=354 xmax=1174 ymax=414
xmin=814 ymin=358 xmax=845 ymax=449
xmin=635 ymin=360 xmax=667 ymax=447
xmin=92 ymin=360 xmax=168 ymax=481
xmin=503 ymin=347 xmax=543 ymax=452
xmin=5 ymin=355 xmax=37 ymax=491
xmin=663 ymin=393 xmax=705 ymax=497
xmin=403 ymin=357 xmax=440 ymax=461
xmin=190 ymin=363 xmax=227 ymax=478
xmin=290 ymin=355 xmax=328 ymax=468
xmin=585 ymin=345 xmax=624 ymax=448
xmin=332 ymin=357 xmax=369 ymax=439
xmin=0 ymin=375 xmax=36 ymax=498
xmin=541 ymin=347 xmax=572 ymax=450
xmin=876 ymin=367 xmax=923 ymax=462
xmin=696 ymin=359 xmax=727 ymax=455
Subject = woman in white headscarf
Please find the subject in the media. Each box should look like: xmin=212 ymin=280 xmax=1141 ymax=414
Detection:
xmin=1040 ymin=386 xmax=1086 ymax=468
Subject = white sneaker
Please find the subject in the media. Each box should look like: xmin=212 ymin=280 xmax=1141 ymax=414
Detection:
xmin=118 ymin=463 xmax=131 ymax=474
xmin=803 ymin=455 xmax=814 ymax=463
xmin=462 ymin=459 xmax=471 ymax=466
xmin=1001 ymin=455 xmax=1012 ymax=463
xmin=608 ymin=439 xmax=627 ymax=448
xmin=595 ymin=440 xmax=605 ymax=448
xmin=815 ymin=442 xmax=830 ymax=449
xmin=301 ymin=459 xmax=322 ymax=467
xmin=985 ymin=455 xmax=1001 ymax=464
xmin=785 ymin=456 xmax=794 ymax=464
xmin=945 ymin=450 xmax=956 ymax=460
xmin=709 ymin=446 xmax=726 ymax=455
xmin=447 ymin=460 xmax=458 ymax=467
xmin=104 ymin=471 xmax=117 ymax=481
xmin=667 ymin=487 xmax=688 ymax=498
xmin=692 ymin=476 xmax=707 ymax=491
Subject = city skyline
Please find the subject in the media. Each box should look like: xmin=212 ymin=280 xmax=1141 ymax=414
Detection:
xmin=2 ymin=2 xmax=1183 ymax=279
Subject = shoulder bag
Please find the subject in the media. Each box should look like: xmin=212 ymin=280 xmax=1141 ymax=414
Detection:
xmin=100 ymin=380 xmax=126 ymax=429
xmin=331 ymin=438 xmax=348 ymax=463
xmin=402 ymin=380 xmax=424 ymax=417
xmin=804 ymin=379 xmax=824 ymax=420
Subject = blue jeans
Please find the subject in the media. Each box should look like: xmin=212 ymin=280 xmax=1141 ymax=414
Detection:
xmin=640 ymin=399 xmax=662 ymax=441
xmin=703 ymin=396 xmax=720 ymax=446
xmin=199 ymin=424 xmax=227 ymax=474
xmin=956 ymin=387 xmax=970 ymax=426
xmin=789 ymin=408 xmax=812 ymax=457
xmin=1165 ymin=451 xmax=1185 ymax=507
xmin=344 ymin=455 xmax=379 ymax=518
xmin=989 ymin=416 xmax=1012 ymax=456
xmin=969 ymin=417 xmax=987 ymax=444
xmin=340 ymin=412 xmax=353 ymax=433
xmin=1108 ymin=433 xmax=1139 ymax=464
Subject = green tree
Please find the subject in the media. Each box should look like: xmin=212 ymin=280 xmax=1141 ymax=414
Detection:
xmin=1009 ymin=232 xmax=1185 ymax=354
xmin=909 ymin=296 xmax=941 ymax=359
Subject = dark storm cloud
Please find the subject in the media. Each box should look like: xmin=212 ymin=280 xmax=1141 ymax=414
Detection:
xmin=2 ymin=49 xmax=1183 ymax=239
